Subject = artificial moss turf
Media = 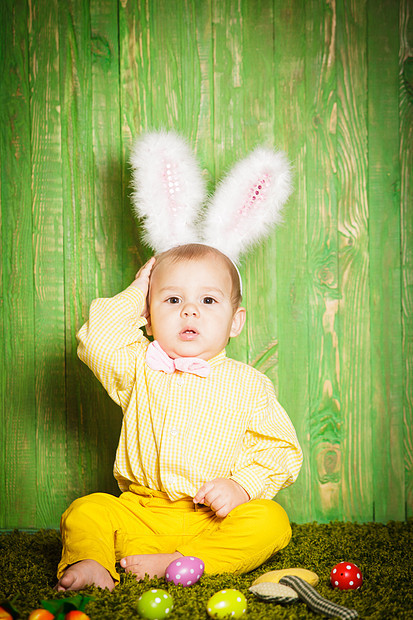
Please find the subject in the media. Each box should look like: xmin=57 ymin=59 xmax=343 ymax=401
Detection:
xmin=0 ymin=521 xmax=411 ymax=619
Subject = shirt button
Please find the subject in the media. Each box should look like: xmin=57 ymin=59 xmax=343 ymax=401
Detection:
xmin=167 ymin=475 xmax=177 ymax=484
xmin=169 ymin=428 xmax=178 ymax=437
xmin=176 ymin=375 xmax=184 ymax=386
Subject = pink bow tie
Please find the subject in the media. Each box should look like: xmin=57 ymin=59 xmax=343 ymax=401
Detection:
xmin=145 ymin=340 xmax=211 ymax=378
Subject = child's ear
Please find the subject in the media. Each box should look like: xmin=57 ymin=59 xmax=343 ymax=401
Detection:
xmin=145 ymin=312 xmax=153 ymax=336
xmin=230 ymin=307 xmax=246 ymax=338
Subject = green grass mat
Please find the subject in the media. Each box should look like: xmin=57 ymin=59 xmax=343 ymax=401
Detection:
xmin=0 ymin=521 xmax=411 ymax=619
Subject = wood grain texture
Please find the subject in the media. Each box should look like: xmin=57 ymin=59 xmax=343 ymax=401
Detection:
xmin=0 ymin=0 xmax=411 ymax=528
xmin=336 ymin=0 xmax=373 ymax=521
xmin=211 ymin=0 xmax=248 ymax=364
xmin=400 ymin=0 xmax=413 ymax=519
xmin=90 ymin=0 xmax=125 ymax=496
xmin=59 ymin=0 xmax=96 ymax=503
xmin=211 ymin=0 xmax=246 ymax=170
xmin=91 ymin=0 xmax=123 ymax=297
xmin=272 ymin=0 xmax=311 ymax=522
xmin=59 ymin=0 xmax=119 ymax=504
xmin=0 ymin=113 xmax=3 ymax=526
xmin=1 ymin=0 xmax=37 ymax=528
xmin=0 ymin=0 xmax=7 ymax=526
xmin=29 ymin=0 xmax=67 ymax=527
xmin=305 ymin=0 xmax=343 ymax=522
xmin=191 ymin=0 xmax=214 ymax=175
xmin=118 ymin=0 xmax=150 ymax=287
xmin=241 ymin=0 xmax=279 ymax=396
xmin=368 ymin=0 xmax=404 ymax=522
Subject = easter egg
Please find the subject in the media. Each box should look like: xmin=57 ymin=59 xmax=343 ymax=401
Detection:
xmin=206 ymin=589 xmax=247 ymax=619
xmin=28 ymin=611 xmax=54 ymax=620
xmin=330 ymin=562 xmax=363 ymax=590
xmin=136 ymin=589 xmax=173 ymax=619
xmin=165 ymin=556 xmax=204 ymax=586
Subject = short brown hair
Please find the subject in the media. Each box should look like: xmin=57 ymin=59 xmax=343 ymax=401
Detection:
xmin=151 ymin=243 xmax=242 ymax=310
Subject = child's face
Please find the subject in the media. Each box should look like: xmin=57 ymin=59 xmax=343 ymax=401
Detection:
xmin=147 ymin=256 xmax=246 ymax=361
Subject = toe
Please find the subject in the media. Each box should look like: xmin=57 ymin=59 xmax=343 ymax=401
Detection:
xmin=120 ymin=555 xmax=139 ymax=568
xmin=56 ymin=572 xmax=75 ymax=591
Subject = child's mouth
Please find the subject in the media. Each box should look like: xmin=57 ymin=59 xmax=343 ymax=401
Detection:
xmin=180 ymin=328 xmax=199 ymax=341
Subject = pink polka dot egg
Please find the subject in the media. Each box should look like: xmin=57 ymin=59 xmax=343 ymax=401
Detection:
xmin=165 ymin=556 xmax=204 ymax=586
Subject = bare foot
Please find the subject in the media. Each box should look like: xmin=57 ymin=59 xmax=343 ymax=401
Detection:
xmin=56 ymin=559 xmax=115 ymax=591
xmin=120 ymin=551 xmax=182 ymax=580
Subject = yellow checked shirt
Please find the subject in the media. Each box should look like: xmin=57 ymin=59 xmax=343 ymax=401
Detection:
xmin=77 ymin=286 xmax=303 ymax=501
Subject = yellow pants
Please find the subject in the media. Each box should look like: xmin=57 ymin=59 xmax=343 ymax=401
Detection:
xmin=57 ymin=485 xmax=291 ymax=583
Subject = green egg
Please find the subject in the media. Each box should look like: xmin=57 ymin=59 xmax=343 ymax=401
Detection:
xmin=136 ymin=589 xmax=173 ymax=620
xmin=206 ymin=589 xmax=247 ymax=619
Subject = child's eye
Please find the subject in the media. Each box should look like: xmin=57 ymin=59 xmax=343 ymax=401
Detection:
xmin=202 ymin=297 xmax=216 ymax=304
xmin=166 ymin=296 xmax=181 ymax=304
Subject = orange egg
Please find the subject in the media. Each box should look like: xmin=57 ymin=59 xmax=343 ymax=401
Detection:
xmin=28 ymin=610 xmax=54 ymax=620
xmin=0 ymin=606 xmax=13 ymax=620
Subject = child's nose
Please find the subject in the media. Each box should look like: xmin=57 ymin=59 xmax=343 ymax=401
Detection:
xmin=181 ymin=302 xmax=199 ymax=317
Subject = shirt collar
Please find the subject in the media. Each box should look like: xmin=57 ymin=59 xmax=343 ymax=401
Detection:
xmin=208 ymin=349 xmax=227 ymax=369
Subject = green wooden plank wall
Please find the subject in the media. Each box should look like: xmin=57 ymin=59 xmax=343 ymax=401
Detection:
xmin=1 ymin=0 xmax=412 ymax=528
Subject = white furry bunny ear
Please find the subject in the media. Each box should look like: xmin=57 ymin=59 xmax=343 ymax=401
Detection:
xmin=130 ymin=131 xmax=206 ymax=253
xmin=201 ymin=146 xmax=292 ymax=262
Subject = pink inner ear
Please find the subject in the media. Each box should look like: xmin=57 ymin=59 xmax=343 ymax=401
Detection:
xmin=237 ymin=173 xmax=271 ymax=217
xmin=162 ymin=159 xmax=182 ymax=214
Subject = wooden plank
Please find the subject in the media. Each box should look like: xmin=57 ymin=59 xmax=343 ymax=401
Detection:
xmin=143 ymin=0 xmax=212 ymax=208
xmin=400 ymin=0 xmax=413 ymax=519
xmin=0 ymin=0 xmax=37 ymax=527
xmin=180 ymin=0 xmax=215 ymax=213
xmin=90 ymin=0 xmax=123 ymax=296
xmin=28 ymin=0 xmax=67 ymax=528
xmin=0 ymin=134 xmax=3 ymax=525
xmin=272 ymin=0 xmax=310 ymax=522
xmin=0 ymin=0 xmax=5 ymax=524
xmin=89 ymin=0 xmax=124 ymax=497
xmin=305 ymin=0 xmax=342 ymax=522
xmin=190 ymin=0 xmax=214 ymax=173
xmin=211 ymin=0 xmax=248 ymax=365
xmin=118 ymin=0 xmax=214 ymax=280
xmin=0 ymin=1 xmax=5 ymax=525
xmin=148 ymin=0 xmax=204 ymax=138
xmin=238 ymin=0 xmax=279 ymax=390
xmin=118 ymin=0 xmax=150 ymax=287
xmin=336 ymin=0 xmax=373 ymax=521
xmin=210 ymin=0 xmax=245 ymax=172
xmin=59 ymin=0 xmax=110 ymax=503
xmin=368 ymin=0 xmax=404 ymax=522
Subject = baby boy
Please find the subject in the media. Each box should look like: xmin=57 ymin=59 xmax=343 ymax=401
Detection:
xmin=56 ymin=243 xmax=302 ymax=591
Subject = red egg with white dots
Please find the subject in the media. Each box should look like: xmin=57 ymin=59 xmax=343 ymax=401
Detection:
xmin=330 ymin=562 xmax=363 ymax=590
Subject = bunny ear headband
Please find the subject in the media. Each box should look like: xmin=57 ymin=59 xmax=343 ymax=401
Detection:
xmin=130 ymin=130 xmax=292 ymax=287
